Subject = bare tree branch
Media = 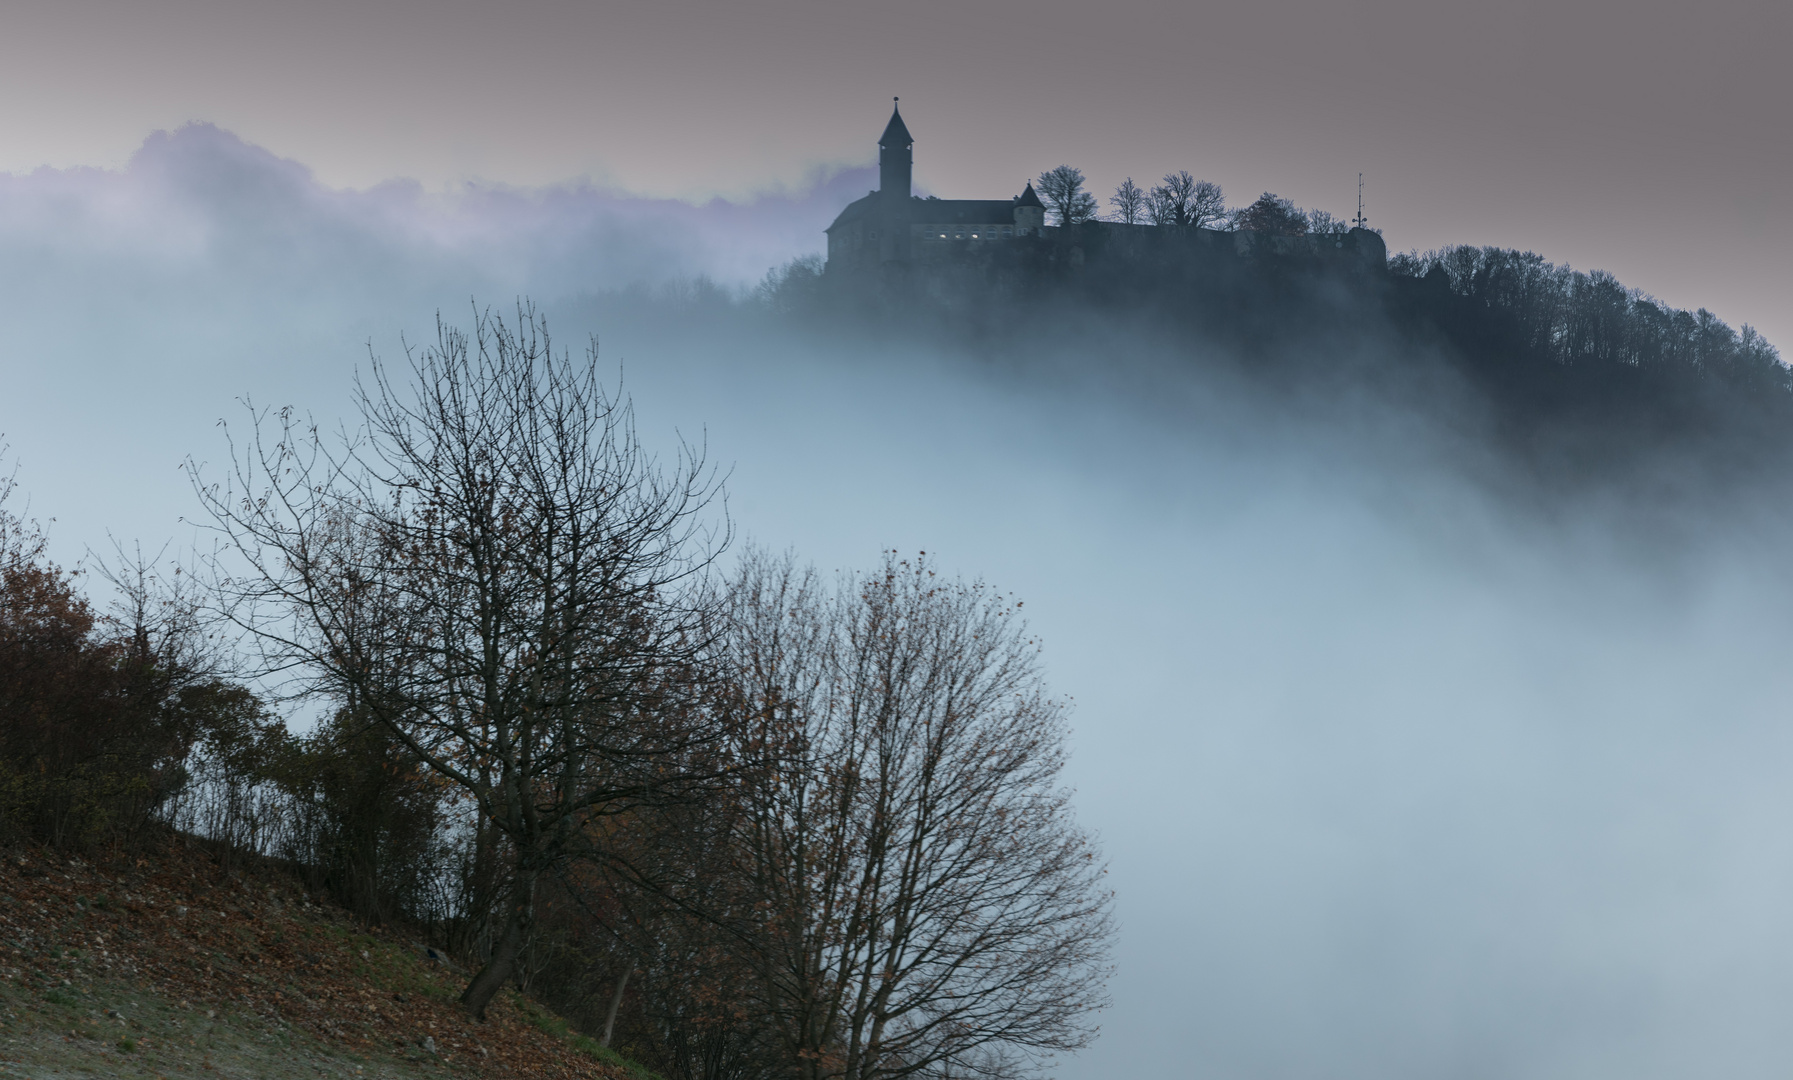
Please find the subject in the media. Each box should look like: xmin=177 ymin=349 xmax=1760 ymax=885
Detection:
xmin=188 ymin=301 xmax=731 ymax=1018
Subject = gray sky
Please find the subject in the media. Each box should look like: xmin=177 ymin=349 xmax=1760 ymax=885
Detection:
xmin=2 ymin=0 xmax=1787 ymax=344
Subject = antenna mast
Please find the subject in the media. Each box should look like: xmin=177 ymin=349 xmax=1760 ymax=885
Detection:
xmin=1352 ymin=173 xmax=1366 ymax=229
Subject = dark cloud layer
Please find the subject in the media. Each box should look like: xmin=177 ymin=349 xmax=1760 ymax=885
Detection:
xmin=5 ymin=125 xmax=1793 ymax=1080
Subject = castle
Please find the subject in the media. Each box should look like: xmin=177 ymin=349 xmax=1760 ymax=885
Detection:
xmin=824 ymin=101 xmax=1386 ymax=276
xmin=825 ymin=102 xmax=1047 ymax=274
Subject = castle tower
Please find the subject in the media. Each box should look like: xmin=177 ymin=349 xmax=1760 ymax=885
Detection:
xmin=876 ymin=100 xmax=914 ymax=264
xmin=878 ymin=100 xmax=913 ymax=205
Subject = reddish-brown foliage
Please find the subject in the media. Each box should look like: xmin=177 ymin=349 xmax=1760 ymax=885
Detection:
xmin=0 ymin=559 xmax=187 ymax=847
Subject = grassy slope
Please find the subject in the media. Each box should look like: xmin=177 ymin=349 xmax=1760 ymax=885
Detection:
xmin=0 ymin=838 xmax=647 ymax=1080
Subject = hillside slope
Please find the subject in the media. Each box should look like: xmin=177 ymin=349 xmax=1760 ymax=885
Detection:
xmin=0 ymin=838 xmax=636 ymax=1080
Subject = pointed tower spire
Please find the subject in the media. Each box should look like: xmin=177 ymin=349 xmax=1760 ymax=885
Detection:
xmin=879 ymin=98 xmax=913 ymax=148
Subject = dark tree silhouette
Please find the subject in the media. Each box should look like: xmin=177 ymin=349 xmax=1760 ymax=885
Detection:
xmin=1036 ymin=166 xmax=1099 ymax=226
xmin=1148 ymin=172 xmax=1227 ymax=229
xmin=1109 ymin=177 xmax=1147 ymax=224
xmin=705 ymin=551 xmax=1113 ymax=1080
xmin=192 ymin=303 xmax=729 ymax=1019
xmin=1306 ymin=209 xmax=1350 ymax=236
xmin=1232 ymin=192 xmax=1308 ymax=235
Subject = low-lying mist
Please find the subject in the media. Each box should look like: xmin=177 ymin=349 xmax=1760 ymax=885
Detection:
xmin=578 ymin=305 xmax=1793 ymax=1079
xmin=6 ymin=126 xmax=1793 ymax=1079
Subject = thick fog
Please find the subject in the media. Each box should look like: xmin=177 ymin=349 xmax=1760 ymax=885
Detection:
xmin=7 ymin=129 xmax=1793 ymax=1079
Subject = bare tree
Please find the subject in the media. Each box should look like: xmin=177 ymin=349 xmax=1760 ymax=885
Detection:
xmin=1186 ymin=179 xmax=1228 ymax=229
xmin=1108 ymin=178 xmax=1146 ymax=224
xmin=1034 ymin=166 xmax=1099 ymax=227
xmin=1146 ymin=171 xmax=1193 ymax=227
xmin=1147 ymin=172 xmax=1227 ymax=229
xmin=1306 ymin=208 xmax=1350 ymax=236
xmin=710 ymin=551 xmax=1112 ymax=1080
xmin=190 ymin=303 xmax=728 ymax=1019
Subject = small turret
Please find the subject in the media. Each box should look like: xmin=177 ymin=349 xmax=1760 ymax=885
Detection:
xmin=1013 ymin=182 xmax=1045 ymax=235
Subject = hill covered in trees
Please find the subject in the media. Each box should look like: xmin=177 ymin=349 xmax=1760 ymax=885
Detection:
xmin=764 ymin=200 xmax=1786 ymax=495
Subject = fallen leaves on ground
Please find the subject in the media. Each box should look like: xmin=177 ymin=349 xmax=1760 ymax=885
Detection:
xmin=0 ymin=836 xmax=629 ymax=1079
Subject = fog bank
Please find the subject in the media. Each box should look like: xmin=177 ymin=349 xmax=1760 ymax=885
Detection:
xmin=5 ymin=126 xmax=1793 ymax=1079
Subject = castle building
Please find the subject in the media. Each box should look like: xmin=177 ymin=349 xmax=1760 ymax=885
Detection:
xmin=825 ymin=101 xmax=1044 ymax=274
xmin=825 ymin=101 xmax=1388 ymax=277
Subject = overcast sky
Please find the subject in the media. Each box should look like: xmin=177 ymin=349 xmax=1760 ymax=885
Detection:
xmin=2 ymin=0 xmax=1787 ymax=345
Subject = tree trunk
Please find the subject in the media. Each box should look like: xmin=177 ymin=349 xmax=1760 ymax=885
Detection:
xmin=459 ymin=871 xmax=536 ymax=1020
xmin=600 ymin=966 xmax=632 ymax=1047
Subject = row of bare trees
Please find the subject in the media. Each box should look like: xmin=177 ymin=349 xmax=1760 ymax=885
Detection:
xmin=1107 ymin=171 xmax=1228 ymax=230
xmin=1034 ymin=164 xmax=1355 ymax=236
xmin=166 ymin=304 xmax=1114 ymax=1076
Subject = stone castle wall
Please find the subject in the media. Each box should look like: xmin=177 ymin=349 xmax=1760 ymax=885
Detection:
xmin=830 ymin=219 xmax=1388 ymax=278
